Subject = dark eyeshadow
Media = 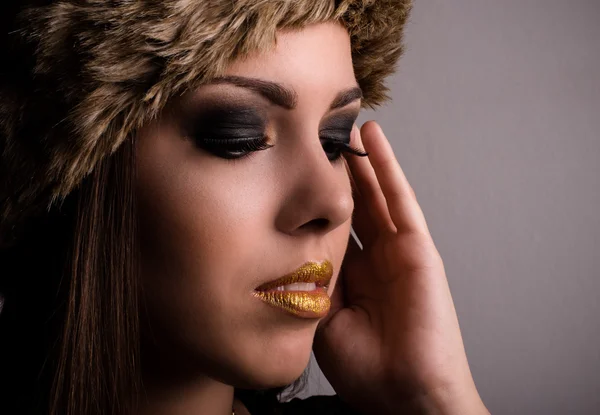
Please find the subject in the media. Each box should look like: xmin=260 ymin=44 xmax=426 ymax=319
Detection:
xmin=319 ymin=111 xmax=358 ymax=133
xmin=183 ymin=103 xmax=267 ymax=139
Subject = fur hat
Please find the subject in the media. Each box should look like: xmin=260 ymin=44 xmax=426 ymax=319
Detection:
xmin=0 ymin=0 xmax=412 ymax=248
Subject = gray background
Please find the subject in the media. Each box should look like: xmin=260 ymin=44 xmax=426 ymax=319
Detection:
xmin=301 ymin=1 xmax=600 ymax=414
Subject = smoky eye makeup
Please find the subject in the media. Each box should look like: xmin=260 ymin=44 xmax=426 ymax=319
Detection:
xmin=183 ymin=103 xmax=268 ymax=139
xmin=319 ymin=111 xmax=368 ymax=162
xmin=319 ymin=112 xmax=357 ymax=139
xmin=180 ymin=102 xmax=274 ymax=160
xmin=179 ymin=97 xmax=366 ymax=161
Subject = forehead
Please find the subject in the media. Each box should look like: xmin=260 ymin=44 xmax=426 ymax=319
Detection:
xmin=222 ymin=22 xmax=356 ymax=102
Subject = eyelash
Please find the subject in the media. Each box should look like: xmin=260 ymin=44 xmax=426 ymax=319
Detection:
xmin=200 ymin=136 xmax=274 ymax=160
xmin=197 ymin=134 xmax=368 ymax=161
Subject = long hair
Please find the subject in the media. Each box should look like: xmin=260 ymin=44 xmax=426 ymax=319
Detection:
xmin=0 ymin=135 xmax=308 ymax=414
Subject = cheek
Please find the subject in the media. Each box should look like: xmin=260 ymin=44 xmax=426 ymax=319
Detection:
xmin=135 ymin=160 xmax=287 ymax=386
xmin=137 ymin=162 xmax=271 ymax=292
xmin=135 ymin=150 xmax=276 ymax=342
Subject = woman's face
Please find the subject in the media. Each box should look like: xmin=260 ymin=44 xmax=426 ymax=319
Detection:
xmin=135 ymin=22 xmax=358 ymax=389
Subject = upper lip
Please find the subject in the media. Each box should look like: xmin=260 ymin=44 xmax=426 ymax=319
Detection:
xmin=255 ymin=260 xmax=333 ymax=291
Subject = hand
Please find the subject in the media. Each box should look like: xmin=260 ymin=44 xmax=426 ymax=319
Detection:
xmin=313 ymin=121 xmax=489 ymax=415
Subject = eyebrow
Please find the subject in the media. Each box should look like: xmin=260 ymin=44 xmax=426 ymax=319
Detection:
xmin=209 ymin=75 xmax=363 ymax=111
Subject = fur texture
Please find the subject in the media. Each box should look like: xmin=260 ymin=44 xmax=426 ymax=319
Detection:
xmin=0 ymin=0 xmax=412 ymax=247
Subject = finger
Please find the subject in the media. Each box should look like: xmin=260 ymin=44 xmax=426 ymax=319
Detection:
xmin=344 ymin=124 xmax=396 ymax=244
xmin=360 ymin=121 xmax=430 ymax=235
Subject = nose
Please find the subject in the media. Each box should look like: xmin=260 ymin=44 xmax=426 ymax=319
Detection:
xmin=274 ymin=137 xmax=354 ymax=236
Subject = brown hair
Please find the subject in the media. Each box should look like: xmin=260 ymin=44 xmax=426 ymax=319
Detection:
xmin=0 ymin=135 xmax=307 ymax=414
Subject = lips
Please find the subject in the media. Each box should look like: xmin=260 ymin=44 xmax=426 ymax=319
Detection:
xmin=252 ymin=260 xmax=333 ymax=318
xmin=254 ymin=260 xmax=333 ymax=292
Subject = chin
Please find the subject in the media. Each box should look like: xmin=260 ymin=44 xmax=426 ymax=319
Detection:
xmin=229 ymin=335 xmax=314 ymax=389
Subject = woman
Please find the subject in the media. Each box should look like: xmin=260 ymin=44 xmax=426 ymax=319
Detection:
xmin=0 ymin=1 xmax=489 ymax=414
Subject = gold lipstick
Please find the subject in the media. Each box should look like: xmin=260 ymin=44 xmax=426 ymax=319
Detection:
xmin=253 ymin=260 xmax=333 ymax=318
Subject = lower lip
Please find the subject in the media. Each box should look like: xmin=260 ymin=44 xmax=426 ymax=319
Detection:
xmin=252 ymin=287 xmax=331 ymax=319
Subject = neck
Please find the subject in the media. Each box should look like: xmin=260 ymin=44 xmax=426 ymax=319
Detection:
xmin=137 ymin=374 xmax=236 ymax=415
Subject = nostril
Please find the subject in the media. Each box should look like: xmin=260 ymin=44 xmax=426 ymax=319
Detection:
xmin=300 ymin=217 xmax=330 ymax=231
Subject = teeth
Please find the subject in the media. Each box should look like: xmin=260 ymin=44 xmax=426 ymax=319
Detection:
xmin=274 ymin=282 xmax=317 ymax=292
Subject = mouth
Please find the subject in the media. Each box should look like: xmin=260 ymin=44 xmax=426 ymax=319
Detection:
xmin=252 ymin=260 xmax=333 ymax=318
xmin=254 ymin=260 xmax=333 ymax=292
